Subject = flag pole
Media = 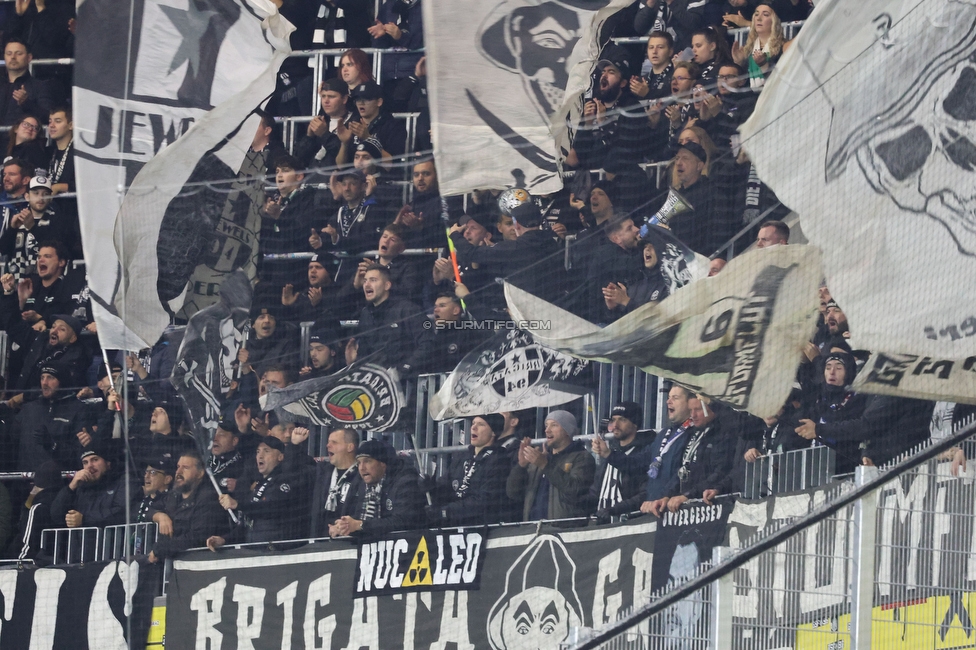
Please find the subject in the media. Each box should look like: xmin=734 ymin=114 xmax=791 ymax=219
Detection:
xmin=445 ymin=228 xmax=467 ymax=311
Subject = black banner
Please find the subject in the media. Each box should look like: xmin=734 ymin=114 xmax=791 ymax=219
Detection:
xmin=354 ymin=529 xmax=487 ymax=596
xmin=167 ymin=519 xmax=661 ymax=648
xmin=0 ymin=559 xmax=161 ymax=649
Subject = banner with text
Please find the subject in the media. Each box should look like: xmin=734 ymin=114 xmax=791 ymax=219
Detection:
xmin=0 ymin=559 xmax=160 ymax=650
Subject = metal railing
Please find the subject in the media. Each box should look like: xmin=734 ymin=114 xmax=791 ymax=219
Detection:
xmin=743 ymin=445 xmax=837 ymax=498
xmin=101 ymin=522 xmax=158 ymax=560
xmin=277 ymin=111 xmax=422 ymax=164
xmin=611 ymin=20 xmax=805 ymax=48
xmin=41 ymin=526 xmax=101 ymax=565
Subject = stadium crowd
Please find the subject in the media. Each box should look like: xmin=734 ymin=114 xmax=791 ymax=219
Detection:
xmin=0 ymin=0 xmax=971 ymax=565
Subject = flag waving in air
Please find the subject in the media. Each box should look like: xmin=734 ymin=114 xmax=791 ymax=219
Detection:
xmin=74 ymin=0 xmax=293 ymax=350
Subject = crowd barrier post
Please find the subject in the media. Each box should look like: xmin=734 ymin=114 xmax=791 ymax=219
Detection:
xmin=41 ymin=526 xmax=101 ymax=565
xmin=849 ymin=465 xmax=879 ymax=650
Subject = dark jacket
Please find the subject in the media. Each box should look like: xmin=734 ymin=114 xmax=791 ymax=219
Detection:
xmin=15 ymin=390 xmax=86 ymax=471
xmin=256 ymin=185 xmax=317 ymax=286
xmin=667 ymin=175 xmax=726 ymax=256
xmin=633 ymin=0 xmax=705 ymax=51
xmin=350 ymin=457 xmax=425 ymax=538
xmin=148 ymin=484 xmax=229 ymax=559
xmin=668 ymin=414 xmax=739 ymax=499
xmin=355 ymin=297 xmax=430 ymax=374
xmin=51 ymin=474 xmax=137 ymax=528
xmin=14 ymin=336 xmax=89 ymax=396
xmin=584 ymin=238 xmax=644 ymax=323
xmin=293 ymin=110 xmax=356 ymax=171
xmin=9 ymin=488 xmax=58 ymax=561
xmin=0 ymin=71 xmax=54 ymax=126
xmin=608 ymin=421 xmax=693 ymax=501
xmin=817 ymin=396 xmax=934 ymax=468
xmin=307 ymin=462 xmax=363 ymax=538
xmin=450 ymin=228 xmax=568 ymax=306
xmin=432 ymin=444 xmax=511 ymax=526
xmin=507 ymin=439 xmax=596 ymax=521
xmin=573 ymin=91 xmax=653 ymax=170
xmin=590 ymin=429 xmax=654 ymax=516
xmin=805 ymin=385 xmax=869 ymax=474
xmin=230 ymin=465 xmax=309 ymax=544
xmin=209 ymin=450 xmax=247 ymax=493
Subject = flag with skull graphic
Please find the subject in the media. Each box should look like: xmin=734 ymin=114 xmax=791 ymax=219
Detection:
xmin=740 ymin=0 xmax=976 ymax=384
xmin=423 ymin=0 xmax=631 ymax=196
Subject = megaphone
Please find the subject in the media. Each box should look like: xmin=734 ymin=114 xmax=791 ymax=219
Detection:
xmin=640 ymin=189 xmax=694 ymax=237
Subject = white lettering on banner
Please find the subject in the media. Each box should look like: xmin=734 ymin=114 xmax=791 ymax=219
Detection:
xmin=402 ymin=592 xmax=432 ymax=650
xmin=728 ymin=527 xmax=759 ymax=618
xmin=877 ymin=474 xmax=928 ymax=597
xmin=631 ymin=548 xmax=654 ymax=640
xmin=343 ymin=597 xmax=379 ymax=649
xmin=191 ymin=577 xmax=226 ymax=649
xmin=0 ymin=570 xmax=16 ymax=644
xmin=276 ymin=581 xmax=298 ymax=650
xmin=800 ymin=498 xmax=848 ymax=613
xmin=88 ymin=563 xmax=126 ymax=648
xmin=661 ymin=504 xmax=724 ymax=528
xmin=359 ymin=533 xmax=484 ymax=593
xmin=593 ymin=550 xmax=622 ymax=627
xmin=391 ymin=539 xmax=409 ymax=589
xmin=29 ymin=568 xmax=65 ymax=650
xmin=448 ymin=535 xmax=465 ymax=585
xmin=233 ymin=584 xmax=266 ymax=650
xmin=118 ymin=561 xmax=140 ymax=618
xmin=303 ymin=574 xmax=335 ymax=650
xmin=430 ymin=591 xmax=474 ymax=650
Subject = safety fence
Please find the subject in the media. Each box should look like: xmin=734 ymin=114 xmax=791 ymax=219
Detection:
xmin=566 ymin=422 xmax=976 ymax=650
xmin=40 ymin=522 xmax=158 ymax=565
xmin=611 ymin=20 xmax=806 ymax=49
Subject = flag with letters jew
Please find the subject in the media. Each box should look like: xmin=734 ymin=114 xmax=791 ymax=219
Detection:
xmin=74 ymin=0 xmax=293 ymax=350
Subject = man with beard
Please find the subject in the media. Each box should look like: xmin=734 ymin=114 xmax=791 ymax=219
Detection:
xmin=133 ymin=456 xmax=174 ymax=523
xmin=571 ymin=46 xmax=651 ymax=180
xmin=603 ymin=385 xmax=695 ymax=515
xmin=823 ymin=300 xmax=851 ymax=344
xmin=148 ymin=451 xmax=228 ymax=562
xmin=507 ymin=411 xmax=595 ymax=521
xmin=15 ymin=362 xmax=86 ymax=470
xmin=0 ymin=176 xmax=78 ymax=279
xmin=10 ymin=313 xmax=88 ymax=399
xmin=393 ymin=160 xmax=462 ymax=248
xmin=585 ymin=216 xmax=644 ymax=323
xmin=291 ymin=427 xmax=362 ymax=538
xmin=52 ymin=442 xmax=135 ymax=528
xmin=590 ymin=401 xmax=654 ymax=519
xmin=428 ymin=414 xmax=511 ymax=526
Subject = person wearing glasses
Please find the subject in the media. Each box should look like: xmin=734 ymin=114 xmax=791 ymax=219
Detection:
xmin=4 ymin=114 xmax=46 ymax=170
xmin=133 ymin=456 xmax=174 ymax=523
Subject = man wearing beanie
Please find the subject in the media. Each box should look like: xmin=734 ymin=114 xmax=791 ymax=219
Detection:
xmin=8 ymin=460 xmax=62 ymax=561
xmin=16 ymin=361 xmax=86 ymax=471
xmin=331 ymin=439 xmax=424 ymax=538
xmin=507 ymin=410 xmax=595 ymax=521
xmin=299 ymin=325 xmax=343 ymax=379
xmin=281 ymin=254 xmax=348 ymax=326
xmin=590 ymin=401 xmax=655 ymax=518
xmin=52 ymin=442 xmax=135 ymax=529
xmin=428 ymin=414 xmax=511 ymax=526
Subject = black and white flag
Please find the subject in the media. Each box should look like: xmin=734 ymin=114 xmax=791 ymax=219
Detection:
xmin=740 ymin=0 xmax=976 ymax=402
xmin=260 ymin=362 xmax=405 ymax=431
xmin=423 ymin=0 xmax=630 ymax=196
xmin=171 ymin=270 xmax=251 ymax=445
xmin=74 ymin=0 xmax=293 ymax=350
xmin=506 ymin=246 xmax=823 ymax=418
xmin=428 ymin=328 xmax=591 ymax=420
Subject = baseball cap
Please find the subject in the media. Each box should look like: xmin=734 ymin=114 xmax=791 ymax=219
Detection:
xmin=147 ymin=455 xmax=176 ymax=476
xmin=336 ymin=167 xmax=367 ymax=183
xmin=459 ymin=212 xmax=492 ymax=230
xmin=350 ymin=82 xmax=383 ymax=101
xmin=258 ymin=436 xmax=286 ymax=453
xmin=29 ymin=175 xmax=52 ymax=191
xmin=50 ymin=313 xmax=83 ymax=337
xmin=596 ymin=44 xmax=632 ymax=79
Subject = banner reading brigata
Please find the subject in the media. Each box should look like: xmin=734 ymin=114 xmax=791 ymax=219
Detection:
xmin=0 ymin=559 xmax=160 ymax=650
xmin=73 ymin=0 xmax=293 ymax=350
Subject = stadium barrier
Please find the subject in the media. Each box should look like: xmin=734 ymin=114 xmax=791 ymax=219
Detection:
xmin=611 ymin=20 xmax=805 ymax=48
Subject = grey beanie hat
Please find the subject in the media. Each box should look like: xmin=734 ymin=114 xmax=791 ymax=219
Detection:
xmin=546 ymin=410 xmax=578 ymax=437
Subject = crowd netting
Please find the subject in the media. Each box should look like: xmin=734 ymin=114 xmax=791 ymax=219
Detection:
xmin=0 ymin=2 xmax=973 ymax=647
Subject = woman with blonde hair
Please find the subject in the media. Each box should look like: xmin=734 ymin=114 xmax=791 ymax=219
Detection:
xmin=732 ymin=4 xmax=784 ymax=91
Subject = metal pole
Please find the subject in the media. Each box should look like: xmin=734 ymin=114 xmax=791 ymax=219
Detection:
xmin=709 ymin=546 xmax=734 ymax=650
xmin=850 ymin=464 xmax=879 ymax=650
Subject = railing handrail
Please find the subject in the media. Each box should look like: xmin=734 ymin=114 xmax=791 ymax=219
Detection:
xmin=288 ymin=47 xmax=424 ymax=59
xmin=262 ymin=247 xmax=443 ymax=261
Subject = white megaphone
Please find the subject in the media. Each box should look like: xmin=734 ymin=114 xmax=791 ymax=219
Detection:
xmin=640 ymin=189 xmax=694 ymax=237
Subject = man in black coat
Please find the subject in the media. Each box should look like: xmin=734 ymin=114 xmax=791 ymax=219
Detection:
xmin=287 ymin=427 xmax=363 ymax=538
xmin=51 ymin=443 xmax=137 ymax=528
xmin=345 ymin=264 xmax=430 ymax=375
xmin=208 ymin=418 xmax=248 ymax=494
xmin=149 ymin=451 xmax=228 ymax=562
xmin=449 ymin=201 xmax=568 ymax=306
xmin=584 ymin=216 xmax=644 ymax=323
xmin=428 ymin=414 xmax=512 ymax=527
xmin=0 ymin=39 xmax=54 ymax=126
xmin=8 ymin=460 xmax=63 ymax=562
xmin=331 ymin=439 xmax=424 ymax=539
xmin=590 ymin=401 xmax=654 ymax=518
xmin=666 ymin=142 xmax=727 ymax=256
xmin=15 ymin=361 xmax=87 ymax=471
xmin=11 ymin=313 xmax=88 ymax=399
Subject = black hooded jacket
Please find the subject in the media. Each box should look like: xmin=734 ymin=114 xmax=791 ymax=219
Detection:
xmin=15 ymin=388 xmax=86 ymax=471
xmin=431 ymin=444 xmax=511 ymax=526
xmin=348 ymin=457 xmax=425 ymax=538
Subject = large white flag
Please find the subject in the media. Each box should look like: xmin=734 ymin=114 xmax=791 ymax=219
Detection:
xmin=505 ymin=246 xmax=823 ymax=418
xmin=740 ymin=0 xmax=976 ymax=375
xmin=74 ymin=0 xmax=293 ymax=350
xmin=424 ymin=0 xmax=630 ymax=196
